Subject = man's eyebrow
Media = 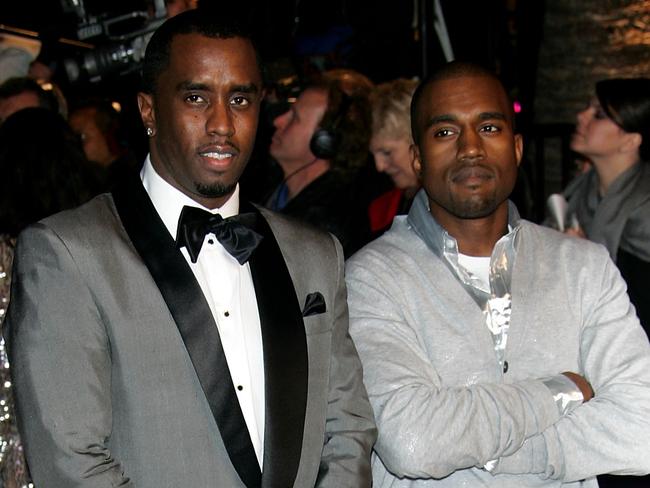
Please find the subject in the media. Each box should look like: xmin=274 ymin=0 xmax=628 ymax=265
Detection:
xmin=424 ymin=114 xmax=457 ymax=130
xmin=231 ymin=83 xmax=260 ymax=94
xmin=478 ymin=111 xmax=507 ymax=121
xmin=176 ymin=81 xmax=210 ymax=92
xmin=424 ymin=111 xmax=508 ymax=130
xmin=174 ymin=82 xmax=260 ymax=94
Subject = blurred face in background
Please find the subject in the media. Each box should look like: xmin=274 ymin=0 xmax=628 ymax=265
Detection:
xmin=270 ymin=87 xmax=327 ymax=171
xmin=69 ymin=107 xmax=116 ymax=167
xmin=0 ymin=91 xmax=40 ymax=124
xmin=571 ymin=99 xmax=629 ymax=160
xmin=370 ymin=133 xmax=419 ymax=191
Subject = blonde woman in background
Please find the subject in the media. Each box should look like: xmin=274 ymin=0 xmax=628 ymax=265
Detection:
xmin=368 ymin=78 xmax=420 ymax=236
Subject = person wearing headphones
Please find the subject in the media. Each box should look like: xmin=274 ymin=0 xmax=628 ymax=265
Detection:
xmin=267 ymin=77 xmax=372 ymax=256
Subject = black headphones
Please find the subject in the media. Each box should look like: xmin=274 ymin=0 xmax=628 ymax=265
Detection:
xmin=309 ymin=91 xmax=352 ymax=160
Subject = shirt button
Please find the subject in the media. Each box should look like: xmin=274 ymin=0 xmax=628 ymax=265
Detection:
xmin=207 ymin=239 xmax=214 ymax=245
xmin=237 ymin=385 xmax=243 ymax=391
xmin=224 ymin=311 xmax=230 ymax=317
xmin=503 ymin=361 xmax=509 ymax=373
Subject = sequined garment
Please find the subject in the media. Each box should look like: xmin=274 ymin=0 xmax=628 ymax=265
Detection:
xmin=0 ymin=235 xmax=32 ymax=488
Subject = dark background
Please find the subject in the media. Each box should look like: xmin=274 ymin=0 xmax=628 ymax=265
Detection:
xmin=0 ymin=0 xmax=544 ymax=118
xmin=0 ymin=0 xmax=551 ymax=218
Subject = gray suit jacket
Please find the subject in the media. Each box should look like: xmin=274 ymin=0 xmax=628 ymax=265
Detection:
xmin=6 ymin=174 xmax=376 ymax=487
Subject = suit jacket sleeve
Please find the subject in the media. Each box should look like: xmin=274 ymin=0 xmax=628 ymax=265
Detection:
xmin=5 ymin=224 xmax=134 ymax=487
xmin=315 ymin=235 xmax=377 ymax=487
xmin=493 ymin=253 xmax=650 ymax=481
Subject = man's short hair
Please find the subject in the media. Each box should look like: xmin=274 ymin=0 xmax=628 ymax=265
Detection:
xmin=308 ymin=78 xmax=372 ymax=174
xmin=71 ymin=99 xmax=120 ymax=134
xmin=0 ymin=77 xmax=58 ymax=112
xmin=410 ymin=61 xmax=512 ymax=145
xmin=323 ymin=69 xmax=374 ymax=99
xmin=141 ymin=9 xmax=261 ymax=94
xmin=70 ymin=99 xmax=125 ymax=156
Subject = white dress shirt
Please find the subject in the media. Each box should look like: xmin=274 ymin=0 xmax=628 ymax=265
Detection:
xmin=141 ymin=156 xmax=265 ymax=466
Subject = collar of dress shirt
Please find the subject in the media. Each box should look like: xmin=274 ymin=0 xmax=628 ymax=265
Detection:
xmin=407 ymin=188 xmax=520 ymax=262
xmin=140 ymin=154 xmax=240 ymax=239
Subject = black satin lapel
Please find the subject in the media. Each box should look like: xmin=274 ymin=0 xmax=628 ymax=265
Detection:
xmin=244 ymin=203 xmax=308 ymax=488
xmin=112 ymin=175 xmax=261 ymax=488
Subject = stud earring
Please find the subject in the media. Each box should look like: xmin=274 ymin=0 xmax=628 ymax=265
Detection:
xmin=146 ymin=127 xmax=154 ymax=137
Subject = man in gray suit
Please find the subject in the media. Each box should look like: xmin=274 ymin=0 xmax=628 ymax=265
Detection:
xmin=6 ymin=10 xmax=375 ymax=487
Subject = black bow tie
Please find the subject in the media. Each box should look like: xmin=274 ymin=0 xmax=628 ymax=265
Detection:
xmin=176 ymin=206 xmax=263 ymax=264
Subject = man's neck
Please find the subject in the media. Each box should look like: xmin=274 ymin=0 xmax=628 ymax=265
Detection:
xmin=141 ymin=155 xmax=239 ymax=238
xmin=431 ymin=202 xmax=509 ymax=257
xmin=283 ymin=159 xmax=330 ymax=199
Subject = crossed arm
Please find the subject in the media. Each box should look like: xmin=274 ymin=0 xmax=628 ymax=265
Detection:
xmin=493 ymin=259 xmax=650 ymax=480
xmin=346 ymin=253 xmax=650 ymax=482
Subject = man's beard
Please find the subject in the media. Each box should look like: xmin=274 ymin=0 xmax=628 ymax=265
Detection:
xmin=447 ymin=190 xmax=500 ymax=219
xmin=195 ymin=181 xmax=237 ymax=199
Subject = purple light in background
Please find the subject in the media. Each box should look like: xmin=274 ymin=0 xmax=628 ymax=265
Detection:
xmin=513 ymin=101 xmax=522 ymax=113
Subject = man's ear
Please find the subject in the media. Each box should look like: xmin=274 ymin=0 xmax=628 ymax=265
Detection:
xmin=411 ymin=144 xmax=423 ymax=180
xmin=514 ymin=133 xmax=523 ymax=168
xmin=137 ymin=92 xmax=156 ymax=135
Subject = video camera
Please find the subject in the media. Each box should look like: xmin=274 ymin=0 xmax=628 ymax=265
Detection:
xmin=61 ymin=0 xmax=167 ymax=83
